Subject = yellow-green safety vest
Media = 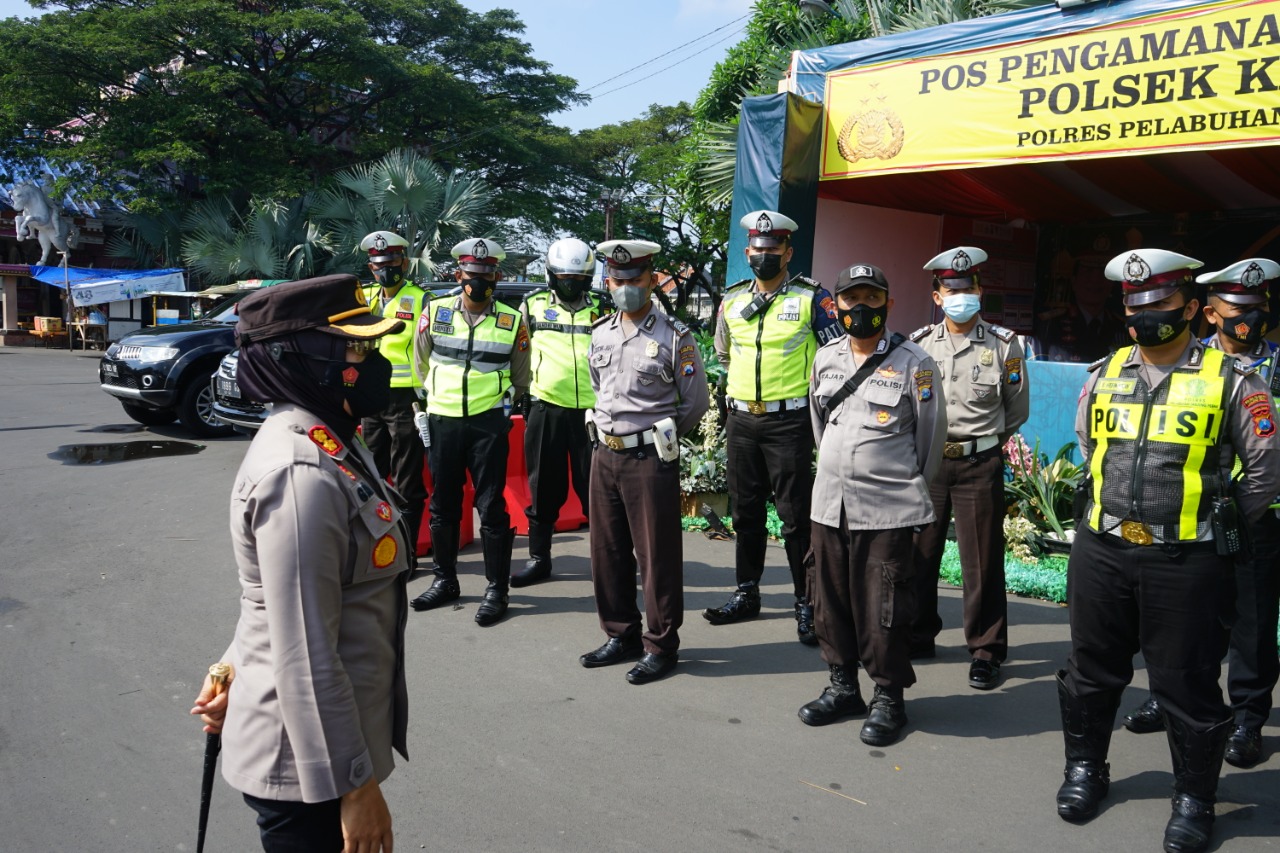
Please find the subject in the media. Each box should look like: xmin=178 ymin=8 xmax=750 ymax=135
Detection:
xmin=362 ymin=281 xmax=428 ymax=389
xmin=524 ymin=289 xmax=605 ymax=409
xmin=425 ymin=298 xmax=522 ymax=417
xmin=722 ymin=279 xmax=820 ymax=402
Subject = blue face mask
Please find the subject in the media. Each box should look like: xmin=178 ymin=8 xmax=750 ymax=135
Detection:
xmin=941 ymin=293 xmax=981 ymax=323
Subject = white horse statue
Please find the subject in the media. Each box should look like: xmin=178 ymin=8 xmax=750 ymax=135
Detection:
xmin=12 ymin=181 xmax=79 ymax=265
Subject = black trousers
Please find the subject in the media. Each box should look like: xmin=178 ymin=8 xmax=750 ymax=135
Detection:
xmin=524 ymin=400 xmax=591 ymax=527
xmin=427 ymin=408 xmax=510 ymax=535
xmin=724 ymin=407 xmax=814 ymax=595
xmin=1229 ymin=512 xmax=1280 ymax=729
xmin=589 ymin=445 xmax=684 ymax=655
xmin=911 ymin=447 xmax=1007 ymax=661
xmin=1064 ymin=526 xmax=1234 ymax=730
xmin=362 ymin=388 xmax=428 ymax=545
xmin=243 ymin=793 xmax=341 ymax=853
xmin=811 ymin=520 xmax=917 ymax=691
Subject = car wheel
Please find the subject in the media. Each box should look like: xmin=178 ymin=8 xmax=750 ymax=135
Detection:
xmin=177 ymin=371 xmax=236 ymax=438
xmin=121 ymin=402 xmax=177 ymax=427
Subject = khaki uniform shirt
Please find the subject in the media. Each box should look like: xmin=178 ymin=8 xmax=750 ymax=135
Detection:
xmin=413 ymin=295 xmax=531 ymax=401
xmin=911 ymin=319 xmax=1029 ymax=441
xmin=588 ymin=306 xmax=710 ymax=437
xmin=809 ymin=332 xmax=948 ymax=531
xmin=221 ymin=404 xmax=411 ymax=803
xmin=1075 ymin=339 xmax=1280 ymax=523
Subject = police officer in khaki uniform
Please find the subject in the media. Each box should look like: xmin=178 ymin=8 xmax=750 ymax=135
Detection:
xmin=410 ymin=238 xmax=531 ymax=627
xmin=190 ymin=274 xmax=411 ymax=852
xmin=511 ymin=237 xmax=608 ymax=587
xmin=359 ymin=230 xmax=431 ymax=553
xmin=1055 ymin=249 xmax=1280 ymax=853
xmin=1122 ymin=257 xmax=1280 ymax=769
xmin=800 ymin=263 xmax=946 ymax=747
xmin=909 ymin=246 xmax=1029 ymax=690
xmin=704 ymin=210 xmax=842 ymax=644
xmin=580 ymin=239 xmax=709 ymax=685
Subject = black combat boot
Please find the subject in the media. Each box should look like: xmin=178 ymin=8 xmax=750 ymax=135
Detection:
xmin=794 ymin=598 xmax=818 ymax=646
xmin=1055 ymin=670 xmax=1120 ymax=823
xmin=1163 ymin=715 xmax=1231 ymax=853
xmin=511 ymin=520 xmax=554 ymax=587
xmin=411 ymin=523 xmax=461 ymax=611
xmin=1124 ymin=693 xmax=1165 ymax=734
xmin=475 ymin=526 xmax=515 ymax=626
xmin=798 ymin=664 xmax=867 ymax=726
xmin=860 ymin=685 xmax=908 ymax=746
xmin=703 ymin=584 xmax=762 ymax=625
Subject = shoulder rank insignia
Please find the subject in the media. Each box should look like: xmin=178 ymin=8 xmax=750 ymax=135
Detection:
xmin=1087 ymin=355 xmax=1110 ymax=373
xmin=671 ymin=318 xmax=690 ymax=337
xmin=725 ymin=278 xmax=753 ymax=292
xmin=988 ymin=323 xmax=1015 ymax=342
xmin=308 ymin=426 xmax=343 ymax=456
xmin=788 ymin=273 xmax=821 ymax=290
xmin=1233 ymin=360 xmax=1259 ymax=376
xmin=592 ymin=313 xmax=614 ymax=329
xmin=496 ymin=312 xmax=515 ymax=330
xmin=908 ymin=325 xmax=933 ymax=343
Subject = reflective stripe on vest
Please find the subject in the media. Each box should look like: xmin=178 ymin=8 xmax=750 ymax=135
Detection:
xmin=526 ymin=290 xmax=602 ymax=409
xmin=363 ymin=282 xmax=428 ymax=388
xmin=1087 ymin=345 xmax=1231 ymax=541
xmin=722 ymin=282 xmax=817 ymax=402
xmin=426 ymin=300 xmax=520 ymax=417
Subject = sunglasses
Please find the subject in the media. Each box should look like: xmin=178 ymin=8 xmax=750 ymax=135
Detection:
xmin=346 ymin=338 xmax=381 ymax=355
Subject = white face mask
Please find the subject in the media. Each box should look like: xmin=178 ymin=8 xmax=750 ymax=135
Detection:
xmin=612 ymin=284 xmax=650 ymax=313
xmin=941 ymin=293 xmax=981 ymax=323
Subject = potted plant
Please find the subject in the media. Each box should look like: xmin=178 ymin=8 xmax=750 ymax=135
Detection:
xmin=1004 ymin=434 xmax=1085 ymax=554
xmin=679 ymin=402 xmax=730 ymax=519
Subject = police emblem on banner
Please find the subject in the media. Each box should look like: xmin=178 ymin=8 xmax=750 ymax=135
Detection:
xmin=836 ymin=91 xmax=905 ymax=164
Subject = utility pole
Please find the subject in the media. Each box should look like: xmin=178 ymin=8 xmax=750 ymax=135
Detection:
xmin=599 ymin=188 xmax=625 ymax=241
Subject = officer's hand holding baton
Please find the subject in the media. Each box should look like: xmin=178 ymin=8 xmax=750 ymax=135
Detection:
xmin=190 ymin=662 xmax=233 ymax=853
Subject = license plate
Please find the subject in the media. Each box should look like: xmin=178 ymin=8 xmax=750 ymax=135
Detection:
xmin=216 ymin=377 xmax=241 ymax=399
xmin=102 ymin=362 xmax=118 ymax=377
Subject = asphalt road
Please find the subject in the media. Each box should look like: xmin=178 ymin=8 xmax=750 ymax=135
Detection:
xmin=0 ymin=346 xmax=1276 ymax=852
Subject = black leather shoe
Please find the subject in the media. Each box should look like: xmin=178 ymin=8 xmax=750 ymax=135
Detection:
xmin=795 ymin=599 xmax=818 ymax=646
xmin=1163 ymin=793 xmax=1215 ymax=853
xmin=702 ymin=589 xmax=761 ymax=625
xmin=1225 ymin=725 xmax=1264 ymax=768
xmin=473 ymin=585 xmax=509 ymax=626
xmin=798 ymin=686 xmax=866 ymax=726
xmin=509 ymin=558 xmax=551 ymax=588
xmin=968 ymin=658 xmax=1001 ymax=690
xmin=1124 ymin=695 xmax=1165 ymax=734
xmin=625 ymin=652 xmax=678 ymax=685
xmin=411 ymin=577 xmax=460 ymax=611
xmin=1056 ymin=760 xmax=1110 ymax=822
xmin=579 ymin=636 xmax=644 ymax=669
xmin=909 ymin=641 xmax=936 ymax=660
xmin=860 ymin=686 xmax=907 ymax=746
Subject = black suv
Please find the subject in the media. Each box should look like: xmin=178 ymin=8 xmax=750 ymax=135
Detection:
xmin=98 ymin=294 xmax=248 ymax=437
xmin=211 ymin=281 xmax=554 ymax=432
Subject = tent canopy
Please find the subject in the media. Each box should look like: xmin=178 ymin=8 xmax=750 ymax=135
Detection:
xmin=30 ymin=265 xmax=187 ymax=307
xmin=790 ymin=0 xmax=1280 ymax=223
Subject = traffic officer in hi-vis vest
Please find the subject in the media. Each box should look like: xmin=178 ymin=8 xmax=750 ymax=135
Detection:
xmin=1121 ymin=257 xmax=1280 ymax=771
xmin=580 ymin=239 xmax=709 ymax=685
xmin=359 ymin=230 xmax=431 ymax=552
xmin=1055 ymin=249 xmax=1280 ymax=853
xmin=704 ymin=210 xmax=842 ymax=645
xmin=801 ymin=263 xmax=946 ymax=747
xmin=511 ymin=237 xmax=608 ymax=587
xmin=908 ymin=246 xmax=1029 ymax=691
xmin=410 ymin=238 xmax=531 ymax=627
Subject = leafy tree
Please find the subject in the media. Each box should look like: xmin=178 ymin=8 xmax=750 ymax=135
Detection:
xmin=0 ymin=0 xmax=581 ymax=226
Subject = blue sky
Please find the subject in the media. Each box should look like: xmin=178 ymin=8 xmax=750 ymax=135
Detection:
xmin=0 ymin=0 xmax=756 ymax=130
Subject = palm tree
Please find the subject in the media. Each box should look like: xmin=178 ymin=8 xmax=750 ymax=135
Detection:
xmin=181 ymin=195 xmax=330 ymax=284
xmin=313 ymin=148 xmax=492 ymax=281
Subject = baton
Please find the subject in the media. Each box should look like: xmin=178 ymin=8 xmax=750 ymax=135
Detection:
xmin=197 ymin=662 xmax=232 ymax=853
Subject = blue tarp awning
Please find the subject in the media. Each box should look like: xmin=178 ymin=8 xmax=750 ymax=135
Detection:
xmin=30 ymin=265 xmax=187 ymax=307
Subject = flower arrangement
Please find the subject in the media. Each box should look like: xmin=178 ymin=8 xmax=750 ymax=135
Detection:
xmin=679 ymin=399 xmax=728 ymax=494
xmin=1004 ymin=434 xmax=1085 ymax=540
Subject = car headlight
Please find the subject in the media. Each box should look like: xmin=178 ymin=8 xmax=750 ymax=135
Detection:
xmin=135 ymin=346 xmax=180 ymax=363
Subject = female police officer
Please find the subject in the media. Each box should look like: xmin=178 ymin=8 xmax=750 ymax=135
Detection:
xmin=191 ymin=274 xmax=412 ymax=852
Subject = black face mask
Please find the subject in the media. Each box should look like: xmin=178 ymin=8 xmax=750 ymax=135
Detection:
xmin=321 ymin=351 xmax=392 ymax=419
xmin=748 ymin=253 xmax=784 ymax=281
xmin=839 ymin=303 xmax=887 ymax=339
xmin=550 ymin=274 xmax=588 ymax=302
xmin=461 ymin=276 xmax=495 ymax=302
xmin=1126 ymin=306 xmax=1189 ymax=347
xmin=372 ymin=266 xmax=403 ymax=289
xmin=1220 ymin=307 xmax=1270 ymax=345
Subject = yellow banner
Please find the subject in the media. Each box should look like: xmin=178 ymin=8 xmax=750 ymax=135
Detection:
xmin=821 ymin=0 xmax=1280 ymax=179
